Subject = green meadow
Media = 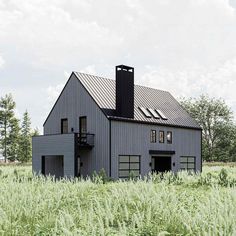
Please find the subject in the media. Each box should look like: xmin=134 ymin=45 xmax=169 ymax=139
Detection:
xmin=0 ymin=164 xmax=235 ymax=236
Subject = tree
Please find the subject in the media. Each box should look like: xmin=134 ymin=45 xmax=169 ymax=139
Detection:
xmin=7 ymin=117 xmax=20 ymax=161
xmin=18 ymin=110 xmax=32 ymax=162
xmin=180 ymin=94 xmax=235 ymax=161
xmin=31 ymin=127 xmax=40 ymax=136
xmin=0 ymin=94 xmax=20 ymax=162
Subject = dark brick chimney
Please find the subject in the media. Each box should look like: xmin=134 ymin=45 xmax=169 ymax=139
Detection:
xmin=116 ymin=65 xmax=134 ymax=118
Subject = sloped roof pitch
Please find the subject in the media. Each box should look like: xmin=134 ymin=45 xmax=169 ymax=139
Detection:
xmin=74 ymin=72 xmax=201 ymax=130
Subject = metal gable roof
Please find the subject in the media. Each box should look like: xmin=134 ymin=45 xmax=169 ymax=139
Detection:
xmin=74 ymin=72 xmax=201 ymax=129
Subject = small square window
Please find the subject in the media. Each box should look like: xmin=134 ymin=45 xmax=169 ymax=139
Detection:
xmin=129 ymin=156 xmax=140 ymax=162
xmin=118 ymin=155 xmax=140 ymax=178
xmin=180 ymin=163 xmax=188 ymax=169
xmin=119 ymin=156 xmax=129 ymax=162
xmin=159 ymin=131 xmax=164 ymax=143
xmin=188 ymin=157 xmax=195 ymax=162
xmin=119 ymin=163 xmax=130 ymax=170
xmin=150 ymin=130 xmax=156 ymax=143
xmin=131 ymin=170 xmax=140 ymax=177
xmin=167 ymin=131 xmax=172 ymax=144
xmin=180 ymin=156 xmax=196 ymax=171
xmin=119 ymin=170 xmax=130 ymax=178
xmin=130 ymin=163 xmax=140 ymax=170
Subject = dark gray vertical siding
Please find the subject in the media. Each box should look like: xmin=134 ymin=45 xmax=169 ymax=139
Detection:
xmin=43 ymin=74 xmax=110 ymax=177
xmin=111 ymin=121 xmax=201 ymax=179
xmin=44 ymin=156 xmax=63 ymax=178
xmin=32 ymin=134 xmax=75 ymax=177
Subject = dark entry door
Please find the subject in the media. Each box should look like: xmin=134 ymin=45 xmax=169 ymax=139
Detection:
xmin=153 ymin=156 xmax=171 ymax=173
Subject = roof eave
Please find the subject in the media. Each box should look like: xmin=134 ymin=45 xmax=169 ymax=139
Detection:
xmin=108 ymin=116 xmax=202 ymax=131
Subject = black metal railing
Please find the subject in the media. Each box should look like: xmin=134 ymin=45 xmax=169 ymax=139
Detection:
xmin=77 ymin=133 xmax=95 ymax=148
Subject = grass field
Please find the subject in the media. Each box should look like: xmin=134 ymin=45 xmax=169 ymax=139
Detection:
xmin=0 ymin=164 xmax=235 ymax=235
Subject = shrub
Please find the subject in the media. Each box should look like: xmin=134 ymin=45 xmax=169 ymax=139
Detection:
xmin=218 ymin=168 xmax=228 ymax=186
xmin=92 ymin=168 xmax=109 ymax=184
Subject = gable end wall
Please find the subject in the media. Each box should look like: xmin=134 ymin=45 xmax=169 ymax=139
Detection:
xmin=43 ymin=74 xmax=110 ymax=176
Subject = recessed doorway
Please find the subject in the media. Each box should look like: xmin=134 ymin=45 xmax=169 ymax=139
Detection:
xmin=151 ymin=156 xmax=172 ymax=173
xmin=41 ymin=155 xmax=64 ymax=178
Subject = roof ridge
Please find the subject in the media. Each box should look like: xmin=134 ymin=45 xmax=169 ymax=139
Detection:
xmin=73 ymin=71 xmax=111 ymax=81
xmin=74 ymin=71 xmax=169 ymax=93
xmin=134 ymin=83 xmax=169 ymax=93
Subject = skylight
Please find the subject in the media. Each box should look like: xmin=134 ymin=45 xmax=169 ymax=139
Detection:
xmin=139 ymin=107 xmax=168 ymax=120
xmin=139 ymin=107 xmax=152 ymax=118
xmin=155 ymin=109 xmax=168 ymax=120
xmin=148 ymin=108 xmax=160 ymax=119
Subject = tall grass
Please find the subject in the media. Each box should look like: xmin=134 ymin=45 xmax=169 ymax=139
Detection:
xmin=0 ymin=165 xmax=235 ymax=235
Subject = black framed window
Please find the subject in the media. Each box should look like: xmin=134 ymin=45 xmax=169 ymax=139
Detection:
xmin=79 ymin=116 xmax=87 ymax=134
xmin=119 ymin=155 xmax=140 ymax=178
xmin=159 ymin=131 xmax=164 ymax=143
xmin=180 ymin=156 xmax=196 ymax=171
xmin=150 ymin=130 xmax=156 ymax=143
xmin=61 ymin=119 xmax=68 ymax=134
xmin=167 ymin=131 xmax=172 ymax=144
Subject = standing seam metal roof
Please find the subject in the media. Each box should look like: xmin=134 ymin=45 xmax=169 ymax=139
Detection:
xmin=74 ymin=72 xmax=201 ymax=129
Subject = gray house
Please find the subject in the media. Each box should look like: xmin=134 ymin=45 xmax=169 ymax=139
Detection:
xmin=32 ymin=65 xmax=202 ymax=179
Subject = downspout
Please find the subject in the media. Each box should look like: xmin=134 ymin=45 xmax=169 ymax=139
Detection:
xmin=109 ymin=120 xmax=111 ymax=178
xmin=74 ymin=133 xmax=78 ymax=177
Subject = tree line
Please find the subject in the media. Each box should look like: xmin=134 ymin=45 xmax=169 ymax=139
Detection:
xmin=180 ymin=95 xmax=236 ymax=162
xmin=0 ymin=93 xmax=235 ymax=163
xmin=0 ymin=94 xmax=39 ymax=163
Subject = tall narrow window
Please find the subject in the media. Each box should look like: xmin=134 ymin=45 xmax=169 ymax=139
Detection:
xmin=119 ymin=155 xmax=140 ymax=178
xmin=79 ymin=116 xmax=87 ymax=134
xmin=79 ymin=116 xmax=87 ymax=144
xmin=180 ymin=156 xmax=196 ymax=171
xmin=159 ymin=131 xmax=164 ymax=143
xmin=167 ymin=131 xmax=172 ymax=144
xmin=61 ymin=119 xmax=68 ymax=134
xmin=150 ymin=130 xmax=156 ymax=143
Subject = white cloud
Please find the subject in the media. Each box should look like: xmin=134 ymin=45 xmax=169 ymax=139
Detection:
xmin=64 ymin=71 xmax=70 ymax=79
xmin=46 ymin=83 xmax=64 ymax=104
xmin=229 ymin=0 xmax=236 ymax=9
xmin=0 ymin=1 xmax=123 ymax=69
xmin=139 ymin=58 xmax=236 ymax=112
xmin=46 ymin=65 xmax=96 ymax=106
xmin=80 ymin=65 xmax=96 ymax=75
xmin=1 ymin=0 xmax=236 ymax=128
xmin=0 ymin=55 xmax=5 ymax=68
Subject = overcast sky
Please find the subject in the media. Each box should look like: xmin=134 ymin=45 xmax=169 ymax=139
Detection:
xmin=1 ymin=0 xmax=236 ymax=133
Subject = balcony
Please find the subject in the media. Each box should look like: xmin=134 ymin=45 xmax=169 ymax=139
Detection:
xmin=77 ymin=133 xmax=95 ymax=149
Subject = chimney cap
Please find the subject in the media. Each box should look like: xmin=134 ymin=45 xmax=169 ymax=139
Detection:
xmin=116 ymin=65 xmax=134 ymax=72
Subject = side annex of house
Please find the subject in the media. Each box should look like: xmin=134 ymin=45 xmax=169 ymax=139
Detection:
xmin=33 ymin=73 xmax=110 ymax=178
xmin=110 ymin=120 xmax=201 ymax=179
